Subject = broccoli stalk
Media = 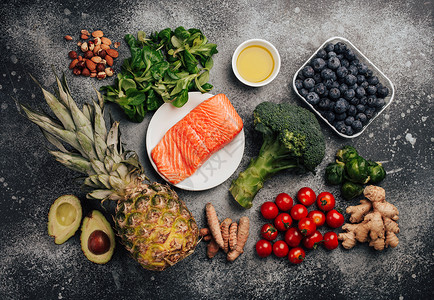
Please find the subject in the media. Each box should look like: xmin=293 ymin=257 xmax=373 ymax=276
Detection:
xmin=230 ymin=102 xmax=326 ymax=209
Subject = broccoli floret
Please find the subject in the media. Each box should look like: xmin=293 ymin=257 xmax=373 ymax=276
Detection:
xmin=230 ymin=102 xmax=326 ymax=208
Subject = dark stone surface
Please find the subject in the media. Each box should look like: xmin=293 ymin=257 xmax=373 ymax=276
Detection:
xmin=0 ymin=0 xmax=433 ymax=299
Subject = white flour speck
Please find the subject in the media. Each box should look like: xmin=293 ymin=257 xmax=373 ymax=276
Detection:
xmin=11 ymin=71 xmax=16 ymax=76
xmin=401 ymin=113 xmax=405 ymax=117
xmin=294 ymin=7 xmax=300 ymax=13
xmin=369 ymin=133 xmax=374 ymax=138
xmin=31 ymin=93 xmax=35 ymax=98
xmin=64 ymin=8 xmax=71 ymax=15
xmin=421 ymin=116 xmax=427 ymax=122
xmin=0 ymin=85 xmax=2 ymax=89
xmin=405 ymin=61 xmax=411 ymax=67
xmin=0 ymin=177 xmax=4 ymax=182
xmin=384 ymin=114 xmax=390 ymax=120
xmin=405 ymin=133 xmax=416 ymax=147
xmin=11 ymin=55 xmax=18 ymax=64
xmin=399 ymin=296 xmax=404 ymax=300
xmin=411 ymin=274 xmax=416 ymax=279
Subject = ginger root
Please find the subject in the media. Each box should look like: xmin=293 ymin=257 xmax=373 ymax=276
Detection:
xmin=339 ymin=185 xmax=399 ymax=250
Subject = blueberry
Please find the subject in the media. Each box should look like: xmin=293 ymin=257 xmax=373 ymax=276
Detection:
xmin=355 ymin=86 xmax=366 ymax=98
xmin=323 ymin=79 xmax=335 ymax=90
xmin=336 ymin=112 xmax=347 ymax=121
xmin=345 ymin=74 xmax=357 ymax=86
xmin=345 ymin=116 xmax=355 ymax=126
xmin=345 ymin=49 xmax=356 ymax=60
xmin=360 ymin=81 xmax=369 ymax=89
xmin=328 ymin=101 xmax=336 ymax=111
xmin=334 ymin=98 xmax=349 ymax=113
xmin=300 ymin=88 xmax=309 ymax=98
xmin=356 ymin=113 xmax=367 ymax=124
xmin=357 ymin=75 xmax=366 ymax=84
xmin=357 ymin=63 xmax=369 ymax=75
xmin=367 ymin=95 xmax=377 ymax=107
xmin=329 ymin=87 xmax=341 ymax=99
xmin=321 ymin=68 xmax=335 ymax=80
xmin=336 ymin=66 xmax=349 ymax=78
xmin=356 ymin=104 xmax=366 ymax=113
xmin=313 ymin=73 xmax=322 ymax=84
xmin=366 ymin=85 xmax=377 ymax=95
xmin=359 ymin=96 xmax=368 ymax=105
xmin=328 ymin=57 xmax=341 ymax=69
xmin=318 ymin=98 xmax=331 ymax=110
xmin=302 ymin=65 xmax=315 ymax=78
xmin=337 ymin=54 xmax=344 ymax=60
xmin=347 ymin=65 xmax=358 ymax=76
xmin=352 ymin=120 xmax=363 ymax=132
xmin=377 ymin=85 xmax=389 ymax=98
xmin=349 ymin=97 xmax=359 ymax=106
xmin=295 ymin=79 xmax=303 ymax=90
xmin=341 ymin=58 xmax=350 ymax=68
xmin=348 ymin=105 xmax=357 ymax=116
xmin=303 ymin=78 xmax=316 ymax=89
xmin=322 ymin=111 xmax=335 ymax=123
xmin=376 ymin=98 xmax=386 ymax=108
xmin=334 ymin=42 xmax=347 ymax=54
xmin=306 ymin=92 xmax=320 ymax=105
xmin=350 ymin=59 xmax=359 ymax=66
xmin=335 ymin=122 xmax=348 ymax=134
xmin=331 ymin=81 xmax=340 ymax=89
xmin=339 ymin=83 xmax=349 ymax=94
xmin=346 ymin=126 xmax=354 ymax=136
xmin=327 ymin=51 xmax=337 ymax=59
xmin=311 ymin=58 xmax=327 ymax=72
xmin=316 ymin=49 xmax=327 ymax=59
xmin=365 ymin=107 xmax=376 ymax=119
xmin=314 ymin=83 xmax=327 ymax=96
xmin=344 ymin=89 xmax=356 ymax=100
xmin=324 ymin=43 xmax=335 ymax=52
xmin=366 ymin=69 xmax=373 ymax=77
xmin=348 ymin=83 xmax=358 ymax=90
xmin=367 ymin=76 xmax=379 ymax=85
xmin=297 ymin=72 xmax=306 ymax=81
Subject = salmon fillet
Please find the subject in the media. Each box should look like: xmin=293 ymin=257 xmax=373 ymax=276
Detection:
xmin=151 ymin=94 xmax=243 ymax=184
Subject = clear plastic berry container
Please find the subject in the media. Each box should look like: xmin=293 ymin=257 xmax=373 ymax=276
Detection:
xmin=293 ymin=36 xmax=395 ymax=138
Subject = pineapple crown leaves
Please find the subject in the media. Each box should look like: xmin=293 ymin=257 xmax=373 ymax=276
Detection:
xmin=17 ymin=72 xmax=145 ymax=201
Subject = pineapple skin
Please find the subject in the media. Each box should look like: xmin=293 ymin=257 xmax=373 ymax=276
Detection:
xmin=114 ymin=182 xmax=199 ymax=271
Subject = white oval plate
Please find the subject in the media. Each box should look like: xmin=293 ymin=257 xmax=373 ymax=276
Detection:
xmin=146 ymin=92 xmax=245 ymax=191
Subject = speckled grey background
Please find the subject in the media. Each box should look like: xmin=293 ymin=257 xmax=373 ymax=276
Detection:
xmin=0 ymin=0 xmax=433 ymax=299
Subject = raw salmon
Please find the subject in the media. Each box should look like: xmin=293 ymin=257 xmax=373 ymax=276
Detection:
xmin=151 ymin=94 xmax=243 ymax=184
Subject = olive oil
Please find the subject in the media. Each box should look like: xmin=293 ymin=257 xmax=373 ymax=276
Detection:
xmin=236 ymin=45 xmax=275 ymax=83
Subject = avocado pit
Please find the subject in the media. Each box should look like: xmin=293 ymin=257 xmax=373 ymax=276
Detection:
xmin=88 ymin=230 xmax=111 ymax=255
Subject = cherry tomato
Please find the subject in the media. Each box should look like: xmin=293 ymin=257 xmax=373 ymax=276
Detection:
xmin=272 ymin=240 xmax=289 ymax=258
xmin=323 ymin=232 xmax=339 ymax=250
xmin=284 ymin=227 xmax=303 ymax=247
xmin=316 ymin=192 xmax=336 ymax=212
xmin=307 ymin=210 xmax=326 ymax=227
xmin=302 ymin=230 xmax=323 ymax=249
xmin=326 ymin=209 xmax=345 ymax=228
xmin=261 ymin=202 xmax=279 ymax=219
xmin=274 ymin=213 xmax=293 ymax=231
xmin=298 ymin=217 xmax=317 ymax=236
xmin=260 ymin=224 xmax=278 ymax=241
xmin=290 ymin=204 xmax=308 ymax=221
xmin=288 ymin=247 xmax=306 ymax=264
xmin=256 ymin=239 xmax=273 ymax=258
xmin=297 ymin=187 xmax=316 ymax=206
xmin=275 ymin=193 xmax=294 ymax=211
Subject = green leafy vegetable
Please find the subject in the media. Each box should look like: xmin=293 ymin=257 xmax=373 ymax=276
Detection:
xmin=101 ymin=27 xmax=218 ymax=122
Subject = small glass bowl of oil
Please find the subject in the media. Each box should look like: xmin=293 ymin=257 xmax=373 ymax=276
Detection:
xmin=232 ymin=39 xmax=281 ymax=87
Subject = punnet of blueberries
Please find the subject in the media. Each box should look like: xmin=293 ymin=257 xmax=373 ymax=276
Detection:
xmin=295 ymin=40 xmax=390 ymax=136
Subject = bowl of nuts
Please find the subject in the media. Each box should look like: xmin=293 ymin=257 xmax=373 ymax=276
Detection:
xmin=65 ymin=29 xmax=120 ymax=80
xmin=293 ymin=37 xmax=395 ymax=138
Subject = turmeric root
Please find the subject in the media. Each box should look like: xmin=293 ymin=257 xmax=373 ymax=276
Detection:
xmin=338 ymin=185 xmax=400 ymax=251
xmin=207 ymin=238 xmax=220 ymax=258
xmin=229 ymin=222 xmax=238 ymax=251
xmin=200 ymin=228 xmax=210 ymax=236
xmin=227 ymin=216 xmax=250 ymax=262
xmin=206 ymin=203 xmax=224 ymax=249
xmin=221 ymin=218 xmax=232 ymax=253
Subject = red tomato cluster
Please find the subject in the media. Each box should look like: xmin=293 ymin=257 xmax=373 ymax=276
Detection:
xmin=256 ymin=188 xmax=344 ymax=264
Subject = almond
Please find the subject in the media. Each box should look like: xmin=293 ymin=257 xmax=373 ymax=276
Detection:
xmin=105 ymin=55 xmax=114 ymax=66
xmin=100 ymin=44 xmax=110 ymax=51
xmin=82 ymin=68 xmax=91 ymax=77
xmin=101 ymin=37 xmax=112 ymax=45
xmin=91 ymin=56 xmax=102 ymax=64
xmin=85 ymin=59 xmax=96 ymax=71
xmin=90 ymin=71 xmax=97 ymax=78
xmin=81 ymin=34 xmax=89 ymax=40
xmin=69 ymin=59 xmax=78 ymax=69
xmin=64 ymin=35 xmax=73 ymax=41
xmin=93 ymin=44 xmax=101 ymax=55
xmin=92 ymin=30 xmax=104 ymax=38
xmin=106 ymin=49 xmax=119 ymax=58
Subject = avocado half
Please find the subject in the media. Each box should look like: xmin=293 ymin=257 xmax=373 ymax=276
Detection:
xmin=80 ymin=210 xmax=115 ymax=264
xmin=48 ymin=195 xmax=83 ymax=244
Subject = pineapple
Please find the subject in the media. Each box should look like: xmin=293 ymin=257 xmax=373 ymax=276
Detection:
xmin=19 ymin=74 xmax=199 ymax=271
